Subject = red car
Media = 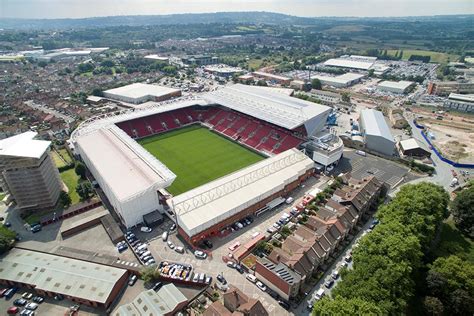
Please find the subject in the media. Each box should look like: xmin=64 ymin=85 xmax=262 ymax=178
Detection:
xmin=7 ymin=306 xmax=19 ymax=314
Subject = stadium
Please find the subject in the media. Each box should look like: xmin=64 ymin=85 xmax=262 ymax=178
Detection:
xmin=71 ymin=84 xmax=342 ymax=245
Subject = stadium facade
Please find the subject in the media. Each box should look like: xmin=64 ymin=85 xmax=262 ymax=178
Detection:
xmin=71 ymin=84 xmax=343 ymax=241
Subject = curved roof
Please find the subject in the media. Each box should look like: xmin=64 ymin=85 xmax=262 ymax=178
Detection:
xmin=360 ymin=109 xmax=394 ymax=142
xmin=202 ymin=84 xmax=331 ymax=130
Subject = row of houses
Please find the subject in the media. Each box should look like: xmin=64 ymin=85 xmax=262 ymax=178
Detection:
xmin=254 ymin=175 xmax=384 ymax=300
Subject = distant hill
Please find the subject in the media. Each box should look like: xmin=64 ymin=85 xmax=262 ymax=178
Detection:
xmin=0 ymin=11 xmax=472 ymax=30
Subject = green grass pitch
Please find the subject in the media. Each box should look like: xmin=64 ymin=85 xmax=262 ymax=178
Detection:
xmin=138 ymin=125 xmax=265 ymax=195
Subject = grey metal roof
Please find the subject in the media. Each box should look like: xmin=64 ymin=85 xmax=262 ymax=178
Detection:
xmin=0 ymin=248 xmax=127 ymax=304
xmin=360 ymin=109 xmax=395 ymax=142
xmin=202 ymin=84 xmax=331 ymax=130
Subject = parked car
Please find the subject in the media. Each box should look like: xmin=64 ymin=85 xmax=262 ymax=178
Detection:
xmin=246 ymin=274 xmax=257 ymax=283
xmin=7 ymin=307 xmax=19 ymax=315
xmin=216 ymin=274 xmax=227 ymax=285
xmin=53 ymin=294 xmax=64 ymax=301
xmin=4 ymin=287 xmax=18 ymax=299
xmin=169 ymin=223 xmax=176 ymax=231
xmin=13 ymin=299 xmax=27 ymax=307
xmin=4 ymin=222 xmax=11 ymax=228
xmin=344 ymin=255 xmax=352 ymax=263
xmin=194 ymin=250 xmax=207 ymax=259
xmin=0 ymin=288 xmax=7 ymax=298
xmin=331 ymin=271 xmax=340 ymax=280
xmin=235 ymin=264 xmax=244 ymax=274
xmin=325 ymin=279 xmax=335 ymax=289
xmin=278 ymin=300 xmax=290 ymax=310
xmin=140 ymin=226 xmax=152 ymax=233
xmin=25 ymin=302 xmax=38 ymax=310
xmin=256 ymin=281 xmax=267 ymax=292
xmin=30 ymin=224 xmax=42 ymax=233
xmin=167 ymin=241 xmax=175 ymax=249
xmin=266 ymin=226 xmax=277 ymax=234
xmin=226 ymin=261 xmax=236 ymax=268
xmin=285 ymin=197 xmax=294 ymax=204
xmin=203 ymin=240 xmax=213 ymax=249
xmin=152 ymin=282 xmax=163 ymax=291
xmin=128 ymin=275 xmax=138 ymax=286
xmin=174 ymin=246 xmax=184 ymax=254
xmin=20 ymin=309 xmax=34 ymax=316
xmin=31 ymin=296 xmax=43 ymax=304
xmin=205 ymin=275 xmax=212 ymax=284
xmin=162 ymin=232 xmax=168 ymax=241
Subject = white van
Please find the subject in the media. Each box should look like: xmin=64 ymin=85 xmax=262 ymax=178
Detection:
xmin=162 ymin=231 xmax=168 ymax=241
xmin=285 ymin=197 xmax=294 ymax=204
xmin=246 ymin=274 xmax=257 ymax=283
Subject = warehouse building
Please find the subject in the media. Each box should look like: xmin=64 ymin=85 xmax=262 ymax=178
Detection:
xmin=323 ymin=55 xmax=376 ymax=71
xmin=377 ymin=80 xmax=415 ymax=94
xmin=75 ymin=125 xmax=176 ymax=228
xmin=398 ymin=138 xmax=431 ymax=158
xmin=311 ymin=73 xmax=365 ymax=88
xmin=182 ymin=55 xmax=219 ymax=66
xmin=144 ymin=54 xmax=169 ymax=62
xmin=252 ymin=71 xmax=292 ymax=85
xmin=171 ymin=148 xmax=315 ymax=245
xmin=310 ymin=90 xmax=341 ymax=105
xmin=0 ymin=248 xmax=128 ymax=309
xmin=359 ymin=109 xmax=395 ymax=156
xmin=0 ymin=132 xmax=62 ymax=210
xmin=443 ymin=93 xmax=474 ymax=113
xmin=103 ymin=83 xmax=181 ymax=105
xmin=113 ymin=284 xmax=187 ymax=316
xmin=203 ymin=64 xmax=243 ymax=78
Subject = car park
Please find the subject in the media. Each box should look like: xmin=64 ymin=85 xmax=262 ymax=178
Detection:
xmin=256 ymin=281 xmax=267 ymax=291
xmin=194 ymin=250 xmax=207 ymax=259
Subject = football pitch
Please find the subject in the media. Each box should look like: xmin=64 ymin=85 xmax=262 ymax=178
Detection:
xmin=138 ymin=125 xmax=265 ymax=195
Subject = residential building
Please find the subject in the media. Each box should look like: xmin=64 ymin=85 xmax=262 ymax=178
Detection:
xmin=332 ymin=176 xmax=384 ymax=215
xmin=255 ymin=257 xmax=302 ymax=300
xmin=0 ymin=131 xmax=62 ymax=210
xmin=204 ymin=285 xmax=268 ymax=316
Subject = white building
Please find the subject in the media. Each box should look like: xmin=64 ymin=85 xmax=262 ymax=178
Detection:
xmin=377 ymin=80 xmax=415 ymax=94
xmin=359 ymin=109 xmax=395 ymax=156
xmin=310 ymin=90 xmax=341 ymax=104
xmin=103 ymin=83 xmax=182 ymax=105
xmin=323 ymin=55 xmax=376 ymax=70
xmin=443 ymin=93 xmax=474 ymax=113
xmin=144 ymin=54 xmax=169 ymax=62
xmin=311 ymin=73 xmax=365 ymax=88
xmin=302 ymin=131 xmax=344 ymax=169
xmin=75 ymin=125 xmax=176 ymax=228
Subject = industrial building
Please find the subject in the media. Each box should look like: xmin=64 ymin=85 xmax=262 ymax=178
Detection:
xmin=182 ymin=55 xmax=219 ymax=66
xmin=172 ymin=148 xmax=315 ymax=244
xmin=114 ymin=284 xmax=187 ymax=316
xmin=103 ymin=83 xmax=182 ymax=105
xmin=311 ymin=73 xmax=365 ymax=88
xmin=323 ymin=55 xmax=377 ymax=71
xmin=443 ymin=93 xmax=474 ymax=112
xmin=0 ymin=248 xmax=128 ymax=309
xmin=203 ymin=64 xmax=243 ymax=78
xmin=359 ymin=109 xmax=395 ymax=156
xmin=398 ymin=138 xmax=431 ymax=158
xmin=0 ymin=132 xmax=62 ymax=210
xmin=427 ymin=81 xmax=474 ymax=96
xmin=377 ymin=80 xmax=415 ymax=94
xmin=309 ymin=90 xmax=341 ymax=105
xmin=252 ymin=71 xmax=291 ymax=85
xmin=144 ymin=54 xmax=169 ymax=62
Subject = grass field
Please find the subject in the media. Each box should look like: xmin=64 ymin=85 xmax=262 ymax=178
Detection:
xmin=387 ymin=49 xmax=459 ymax=64
xmin=60 ymin=169 xmax=81 ymax=204
xmin=138 ymin=125 xmax=265 ymax=195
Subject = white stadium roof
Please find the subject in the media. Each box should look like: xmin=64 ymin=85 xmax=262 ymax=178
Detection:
xmin=76 ymin=125 xmax=176 ymax=202
xmin=202 ymin=84 xmax=331 ymax=130
xmin=172 ymin=148 xmax=314 ymax=238
xmin=104 ymin=83 xmax=180 ymax=100
xmin=0 ymin=131 xmax=50 ymax=159
xmin=360 ymin=109 xmax=394 ymax=142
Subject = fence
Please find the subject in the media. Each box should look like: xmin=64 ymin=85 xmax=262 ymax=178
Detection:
xmin=413 ymin=120 xmax=474 ymax=169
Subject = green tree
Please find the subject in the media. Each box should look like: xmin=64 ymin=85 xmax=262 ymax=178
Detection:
xmin=450 ymin=185 xmax=474 ymax=236
xmin=75 ymin=162 xmax=87 ymax=180
xmin=311 ymin=78 xmax=322 ymax=90
xmin=91 ymin=88 xmax=103 ymax=97
xmin=429 ymin=255 xmax=474 ymax=297
xmin=0 ymin=234 xmax=12 ymax=255
xmin=76 ymin=182 xmax=93 ymax=201
xmin=423 ymin=296 xmax=444 ymax=316
xmin=313 ymin=296 xmax=382 ymax=316
xmin=59 ymin=191 xmax=72 ymax=208
xmin=256 ymin=80 xmax=268 ymax=86
xmin=341 ymin=92 xmax=351 ymax=103
xmin=140 ymin=265 xmax=160 ymax=284
xmin=368 ymin=69 xmax=375 ymax=77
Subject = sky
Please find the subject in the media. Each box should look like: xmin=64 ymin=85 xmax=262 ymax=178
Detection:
xmin=1 ymin=0 xmax=473 ymax=19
